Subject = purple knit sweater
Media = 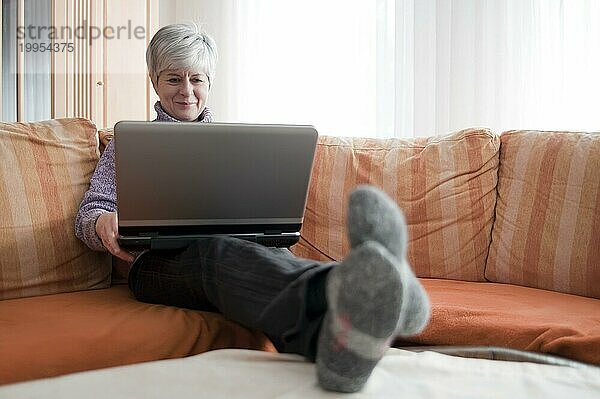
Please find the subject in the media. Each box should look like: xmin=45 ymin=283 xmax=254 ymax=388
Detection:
xmin=75 ymin=102 xmax=213 ymax=251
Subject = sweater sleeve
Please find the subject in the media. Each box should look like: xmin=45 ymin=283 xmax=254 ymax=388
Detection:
xmin=75 ymin=140 xmax=117 ymax=251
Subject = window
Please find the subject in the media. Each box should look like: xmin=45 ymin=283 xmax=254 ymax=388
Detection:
xmin=1 ymin=0 xmax=51 ymax=122
xmin=166 ymin=0 xmax=600 ymax=137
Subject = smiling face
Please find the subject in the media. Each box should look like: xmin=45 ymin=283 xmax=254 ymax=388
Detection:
xmin=153 ymin=69 xmax=210 ymax=122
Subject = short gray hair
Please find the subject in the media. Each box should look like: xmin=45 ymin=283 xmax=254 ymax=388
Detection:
xmin=146 ymin=23 xmax=218 ymax=85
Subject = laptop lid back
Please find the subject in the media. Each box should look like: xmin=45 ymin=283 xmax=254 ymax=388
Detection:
xmin=114 ymin=121 xmax=318 ymax=243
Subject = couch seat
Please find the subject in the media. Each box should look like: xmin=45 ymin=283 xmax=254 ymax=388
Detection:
xmin=399 ymin=279 xmax=600 ymax=364
xmin=0 ymin=286 xmax=275 ymax=384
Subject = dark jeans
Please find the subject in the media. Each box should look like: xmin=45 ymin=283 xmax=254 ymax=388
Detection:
xmin=128 ymin=236 xmax=334 ymax=360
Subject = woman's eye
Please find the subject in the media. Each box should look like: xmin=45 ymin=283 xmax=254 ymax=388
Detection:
xmin=167 ymin=78 xmax=180 ymax=83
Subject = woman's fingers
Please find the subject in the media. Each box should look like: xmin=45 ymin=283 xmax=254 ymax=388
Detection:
xmin=96 ymin=212 xmax=135 ymax=263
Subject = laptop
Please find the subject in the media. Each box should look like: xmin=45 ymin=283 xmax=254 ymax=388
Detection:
xmin=114 ymin=121 xmax=318 ymax=250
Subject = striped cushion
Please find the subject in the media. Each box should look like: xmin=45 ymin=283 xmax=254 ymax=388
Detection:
xmin=291 ymin=129 xmax=500 ymax=281
xmin=0 ymin=118 xmax=111 ymax=300
xmin=485 ymin=131 xmax=600 ymax=298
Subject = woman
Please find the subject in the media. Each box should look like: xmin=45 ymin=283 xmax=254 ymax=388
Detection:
xmin=75 ymin=23 xmax=430 ymax=393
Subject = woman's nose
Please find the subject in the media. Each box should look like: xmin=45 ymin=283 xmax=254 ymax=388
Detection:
xmin=179 ymin=80 xmax=193 ymax=95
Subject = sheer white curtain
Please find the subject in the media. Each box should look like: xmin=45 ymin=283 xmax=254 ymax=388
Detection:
xmin=168 ymin=0 xmax=600 ymax=138
xmin=172 ymin=0 xmax=384 ymax=136
xmin=414 ymin=0 xmax=600 ymax=137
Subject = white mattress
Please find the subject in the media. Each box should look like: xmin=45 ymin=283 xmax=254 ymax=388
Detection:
xmin=1 ymin=348 xmax=599 ymax=398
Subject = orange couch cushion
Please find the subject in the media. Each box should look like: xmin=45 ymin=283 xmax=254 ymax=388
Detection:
xmin=291 ymin=129 xmax=499 ymax=281
xmin=0 ymin=285 xmax=275 ymax=384
xmin=398 ymin=279 xmax=600 ymax=365
xmin=0 ymin=118 xmax=111 ymax=300
xmin=485 ymin=131 xmax=600 ymax=298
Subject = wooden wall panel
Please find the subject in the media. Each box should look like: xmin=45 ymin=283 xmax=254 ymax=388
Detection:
xmin=51 ymin=0 xmax=157 ymax=128
xmin=104 ymin=0 xmax=154 ymax=128
xmin=52 ymin=0 xmax=100 ymax=124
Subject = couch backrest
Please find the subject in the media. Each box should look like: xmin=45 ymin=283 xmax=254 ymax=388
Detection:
xmin=0 ymin=118 xmax=111 ymax=300
xmin=291 ymin=128 xmax=500 ymax=282
xmin=486 ymin=130 xmax=600 ymax=298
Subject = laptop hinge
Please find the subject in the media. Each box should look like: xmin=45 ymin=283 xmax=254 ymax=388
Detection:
xmin=139 ymin=231 xmax=160 ymax=237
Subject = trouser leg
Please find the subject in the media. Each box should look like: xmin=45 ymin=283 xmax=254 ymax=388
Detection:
xmin=128 ymin=236 xmax=334 ymax=359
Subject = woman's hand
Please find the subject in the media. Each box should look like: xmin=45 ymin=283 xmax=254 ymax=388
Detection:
xmin=95 ymin=212 xmax=135 ymax=263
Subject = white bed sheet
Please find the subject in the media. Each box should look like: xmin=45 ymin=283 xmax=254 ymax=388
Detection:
xmin=1 ymin=348 xmax=599 ymax=398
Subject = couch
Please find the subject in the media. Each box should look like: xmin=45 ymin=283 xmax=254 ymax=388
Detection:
xmin=0 ymin=118 xmax=598 ymax=386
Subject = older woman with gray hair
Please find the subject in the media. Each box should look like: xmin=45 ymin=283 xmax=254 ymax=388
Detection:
xmin=76 ymin=23 xmax=430 ymax=393
xmin=146 ymin=23 xmax=217 ymax=123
